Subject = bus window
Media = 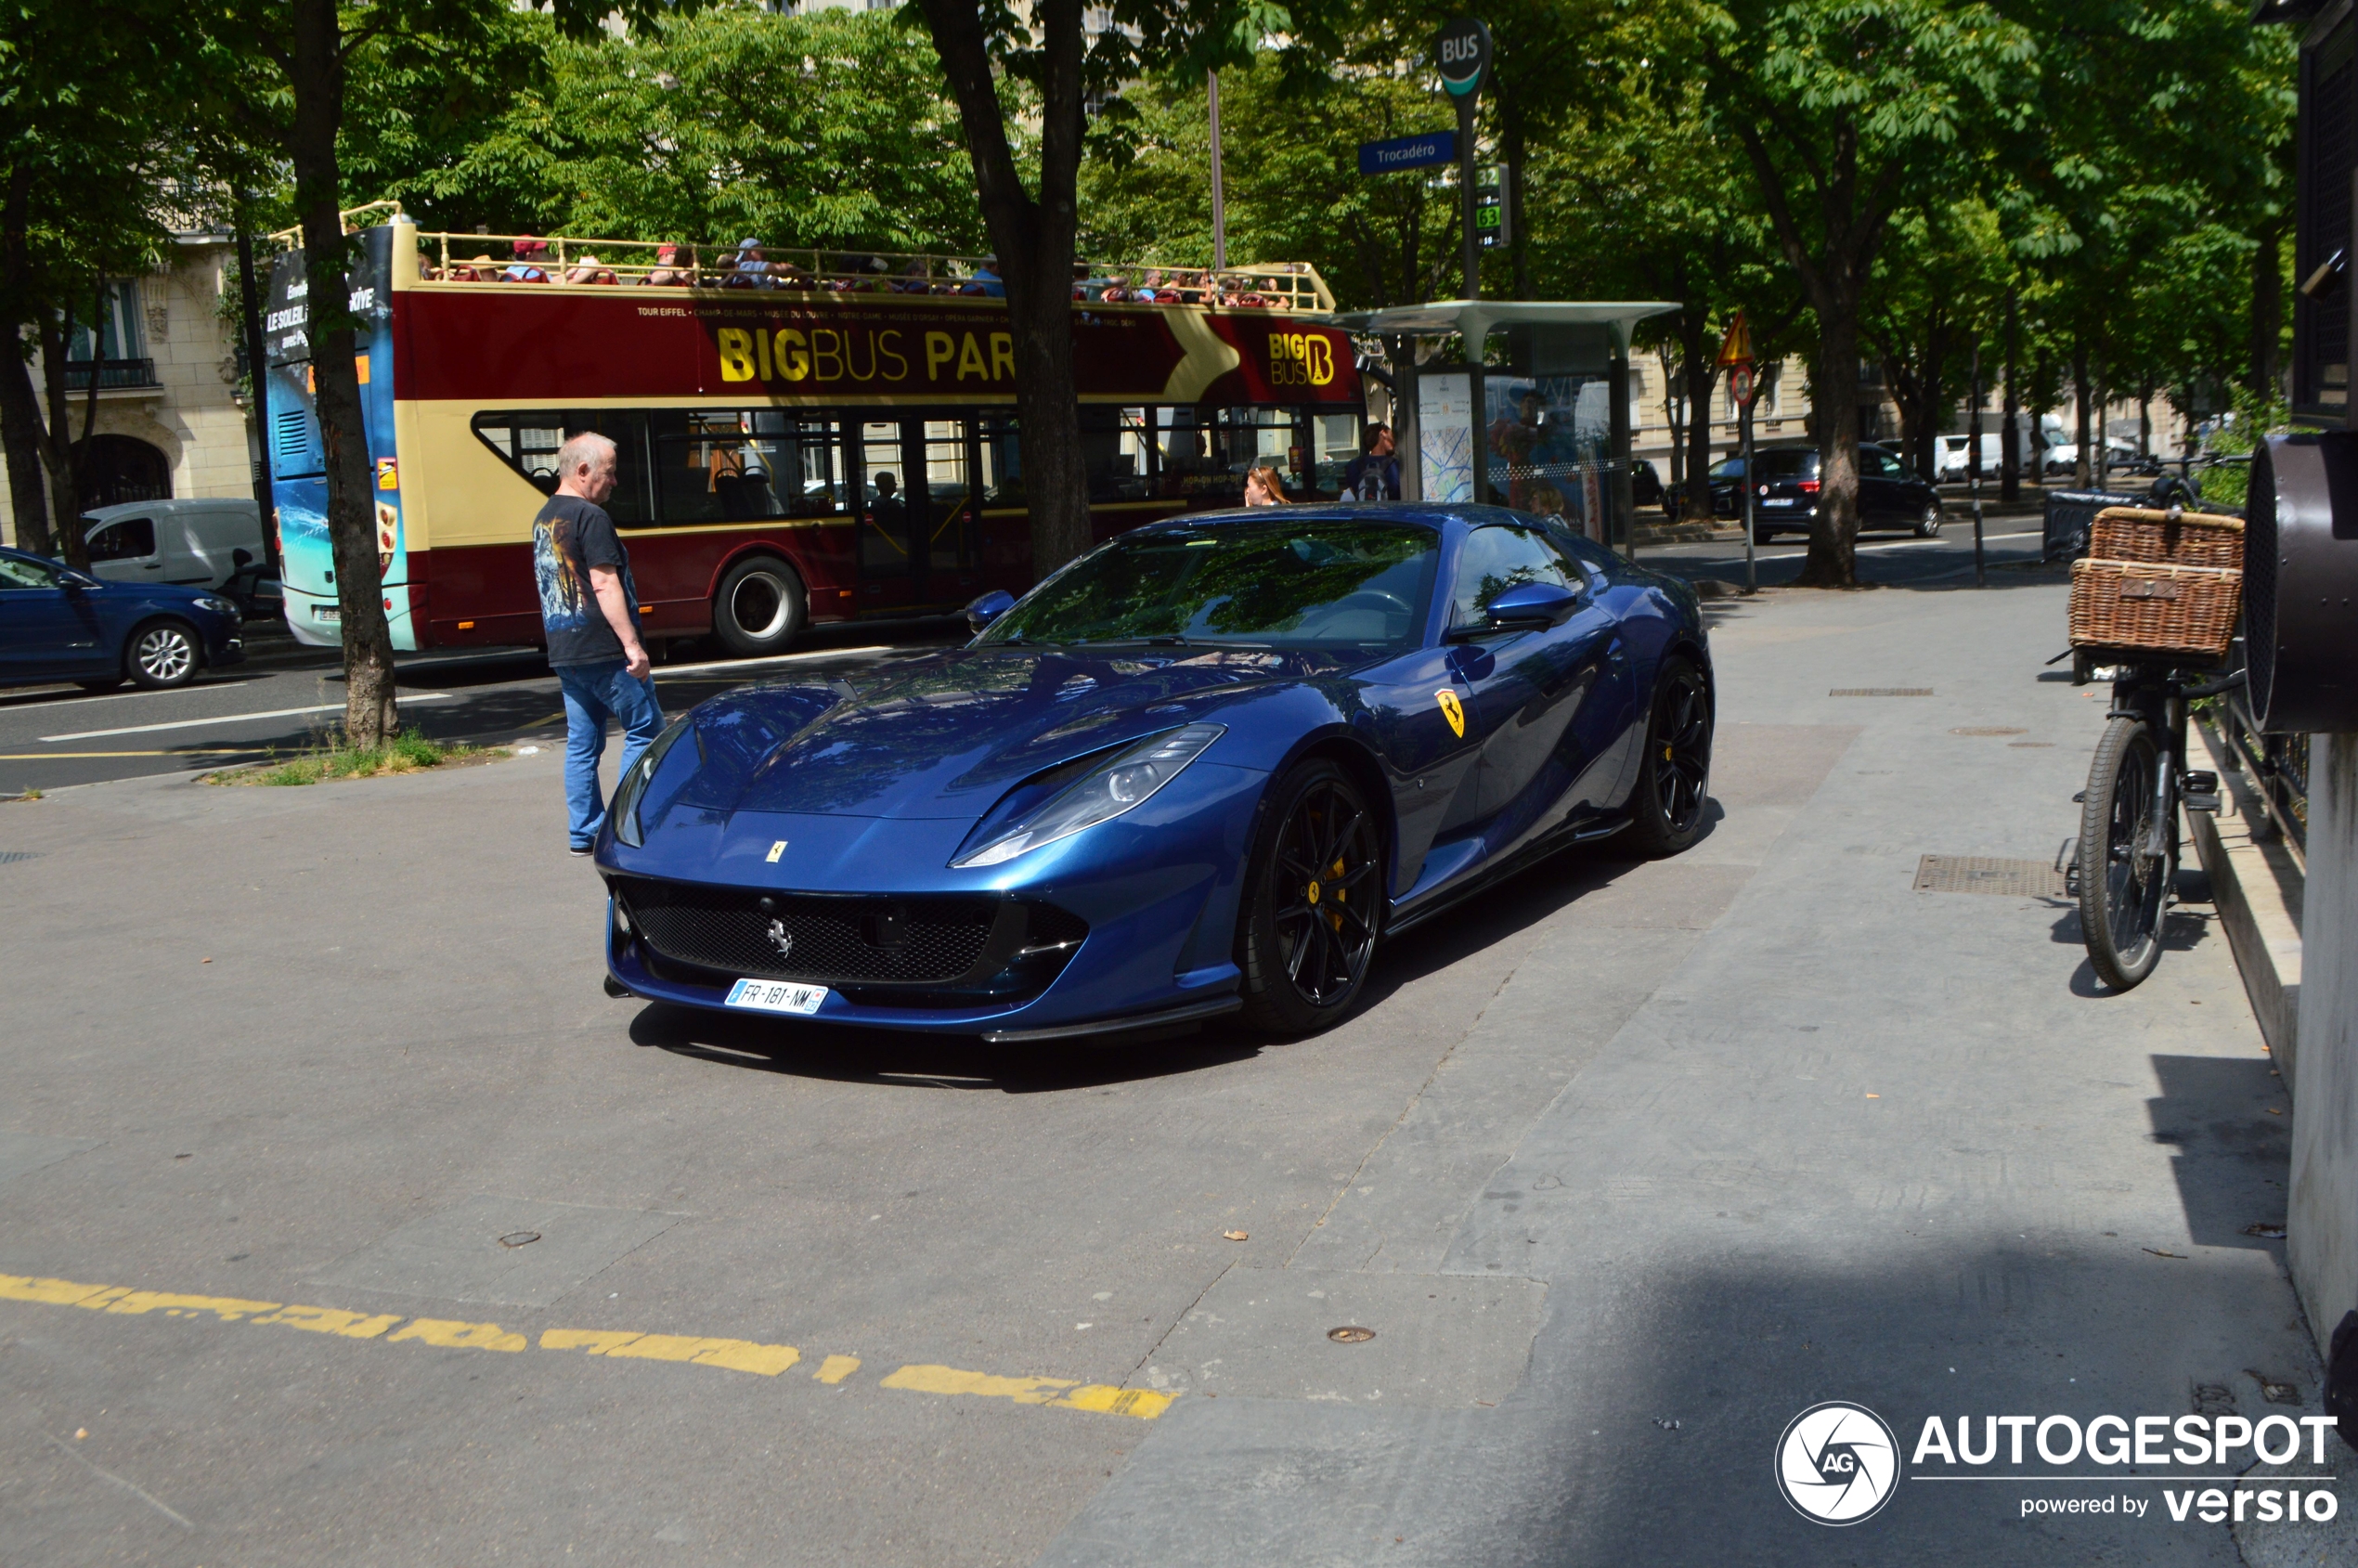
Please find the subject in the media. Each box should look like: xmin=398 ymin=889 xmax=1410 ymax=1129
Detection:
xmin=1309 ymin=411 xmax=1359 ymax=499
xmin=978 ymin=417 xmax=1022 ymax=507
xmin=470 ymin=409 xmax=654 ymax=525
xmin=650 ymin=409 xmax=845 ymax=525
xmin=921 ymin=420 xmax=977 ymax=574
xmin=1080 ymin=406 xmax=1155 ymax=501
xmin=1153 ymin=407 xmax=1237 ymax=504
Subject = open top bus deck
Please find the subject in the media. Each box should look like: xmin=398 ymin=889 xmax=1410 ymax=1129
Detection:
xmin=263 ymin=219 xmax=1364 ymax=655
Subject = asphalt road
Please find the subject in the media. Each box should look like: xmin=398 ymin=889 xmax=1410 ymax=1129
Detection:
xmin=2 ymin=573 xmax=2334 ymax=1566
xmin=0 ymin=619 xmax=965 ymax=796
xmin=2 ymin=510 xmax=2049 ymax=799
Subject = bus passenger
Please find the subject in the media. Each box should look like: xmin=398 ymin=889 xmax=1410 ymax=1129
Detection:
xmin=963 ymin=258 xmax=1004 ymax=298
xmin=532 ymin=432 xmax=664 ymax=856
xmin=730 ymin=238 xmax=778 ymax=290
xmin=641 ymin=243 xmax=690 ymax=286
xmin=1243 ymin=465 xmax=1287 ymax=507
xmin=566 ymin=254 xmax=617 ymax=285
xmin=504 ymin=237 xmax=551 ymax=283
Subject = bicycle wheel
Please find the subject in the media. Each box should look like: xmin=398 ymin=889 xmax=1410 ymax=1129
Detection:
xmin=2077 ymin=716 xmax=2170 ymax=991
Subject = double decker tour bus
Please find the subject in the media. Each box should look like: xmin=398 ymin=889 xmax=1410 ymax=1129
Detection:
xmin=261 ymin=218 xmax=1367 ymax=656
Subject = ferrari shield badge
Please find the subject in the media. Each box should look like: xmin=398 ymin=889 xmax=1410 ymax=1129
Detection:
xmin=1435 ymin=689 xmax=1465 ymax=738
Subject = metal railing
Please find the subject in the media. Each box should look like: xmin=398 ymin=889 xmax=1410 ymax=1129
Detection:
xmin=61 ymin=357 xmax=158 ymax=391
xmin=2209 ymin=641 xmax=2309 ymax=869
xmin=408 ymin=230 xmax=1337 ymax=313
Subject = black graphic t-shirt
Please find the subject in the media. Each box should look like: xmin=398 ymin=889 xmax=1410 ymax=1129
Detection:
xmin=533 ymin=495 xmax=639 ymax=667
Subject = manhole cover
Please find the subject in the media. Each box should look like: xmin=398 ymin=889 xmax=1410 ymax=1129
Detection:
xmin=1831 ymin=688 xmax=1933 ymax=697
xmin=0 ymin=850 xmax=39 ymax=865
xmin=498 ymin=1231 xmax=541 ymax=1249
xmin=1327 ymin=1326 xmax=1376 ymax=1343
xmin=1912 ymin=855 xmax=2068 ymax=898
xmin=1951 ymin=727 xmax=2027 ymax=736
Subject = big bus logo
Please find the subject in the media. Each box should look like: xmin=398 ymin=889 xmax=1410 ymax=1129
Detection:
xmin=1269 ymin=331 xmax=1336 ymax=387
xmin=715 ymin=324 xmax=1016 ymax=387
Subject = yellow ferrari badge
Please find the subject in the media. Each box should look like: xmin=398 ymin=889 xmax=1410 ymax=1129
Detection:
xmin=1436 ymin=689 xmax=1465 ymax=738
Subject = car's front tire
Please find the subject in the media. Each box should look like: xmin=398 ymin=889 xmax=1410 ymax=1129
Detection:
xmin=1626 ymin=654 xmax=1713 ymax=856
xmin=1914 ymin=502 xmax=1944 ymax=538
xmin=1237 ymin=758 xmax=1382 ymax=1036
xmin=126 ymin=619 xmax=200 ymax=690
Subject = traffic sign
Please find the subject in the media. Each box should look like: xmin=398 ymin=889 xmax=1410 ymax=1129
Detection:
xmin=1435 ymin=17 xmax=1492 ymax=97
xmin=1730 ymin=363 xmax=1756 ymax=407
xmin=1716 ymin=310 xmax=1753 ymax=368
xmin=1358 ymin=132 xmax=1457 ymax=175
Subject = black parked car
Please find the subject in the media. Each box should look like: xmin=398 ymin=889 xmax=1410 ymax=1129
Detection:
xmin=1630 ymin=458 xmax=1667 ymax=514
xmin=1715 ymin=443 xmax=1944 ymax=542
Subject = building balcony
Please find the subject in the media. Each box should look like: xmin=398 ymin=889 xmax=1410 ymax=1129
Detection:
xmin=61 ymin=357 xmax=159 ymax=392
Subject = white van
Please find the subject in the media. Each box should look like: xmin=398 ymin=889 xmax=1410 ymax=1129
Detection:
xmin=1934 ymin=434 xmax=2008 ymax=482
xmin=82 ymin=499 xmax=266 ymax=590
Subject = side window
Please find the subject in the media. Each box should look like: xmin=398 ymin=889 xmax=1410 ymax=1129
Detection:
xmin=1866 ymin=448 xmax=1902 ymax=479
xmin=1448 ymin=525 xmax=1571 ymax=632
xmin=650 ymin=410 xmax=846 ymax=525
xmin=87 ymin=517 xmax=156 ymax=561
xmin=471 ymin=410 xmax=654 ymax=526
xmin=0 ymin=554 xmax=62 ymax=590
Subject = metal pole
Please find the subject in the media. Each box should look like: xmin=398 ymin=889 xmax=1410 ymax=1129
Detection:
xmin=1971 ymin=343 xmax=1987 ymax=589
xmin=1741 ymin=389 xmax=1756 ymax=593
xmin=232 ymin=199 xmax=279 ymax=577
xmin=1456 ymin=93 xmax=1480 ymax=300
xmin=1208 ymin=71 xmax=1226 ymax=274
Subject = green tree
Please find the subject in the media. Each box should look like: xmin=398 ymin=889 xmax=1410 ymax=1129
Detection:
xmin=1696 ymin=0 xmax=2035 ymax=586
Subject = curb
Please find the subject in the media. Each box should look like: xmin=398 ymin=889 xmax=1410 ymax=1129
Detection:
xmin=2188 ymin=720 xmax=2304 ymax=1095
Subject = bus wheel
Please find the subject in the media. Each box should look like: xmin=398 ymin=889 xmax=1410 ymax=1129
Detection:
xmin=711 ymin=556 xmax=806 ymax=658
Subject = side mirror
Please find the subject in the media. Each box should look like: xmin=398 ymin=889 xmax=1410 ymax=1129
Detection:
xmin=965 ymin=590 xmax=1017 ymax=635
xmin=1484 ymin=579 xmax=1579 ymax=629
xmin=233 ymin=548 xmax=254 ymax=568
xmin=60 ymin=571 xmax=95 ymax=591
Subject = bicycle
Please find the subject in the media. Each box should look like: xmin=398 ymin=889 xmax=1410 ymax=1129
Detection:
xmin=2072 ymin=661 xmax=2242 ymax=990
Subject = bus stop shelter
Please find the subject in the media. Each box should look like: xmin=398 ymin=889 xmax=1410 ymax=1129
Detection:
xmin=1328 ymin=301 xmax=1677 ymax=554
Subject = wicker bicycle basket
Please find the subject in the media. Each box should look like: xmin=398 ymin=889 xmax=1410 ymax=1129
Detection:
xmin=2066 ymin=506 xmax=2244 ymax=663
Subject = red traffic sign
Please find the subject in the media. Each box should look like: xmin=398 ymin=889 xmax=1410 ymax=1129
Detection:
xmin=1730 ymin=364 xmax=1756 ymax=408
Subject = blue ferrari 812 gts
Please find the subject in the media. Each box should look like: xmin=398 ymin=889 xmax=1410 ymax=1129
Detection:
xmin=598 ymin=504 xmax=1713 ymax=1041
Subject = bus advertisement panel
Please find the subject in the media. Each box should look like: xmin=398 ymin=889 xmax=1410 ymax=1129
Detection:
xmin=265 ymin=223 xmax=1364 ymax=657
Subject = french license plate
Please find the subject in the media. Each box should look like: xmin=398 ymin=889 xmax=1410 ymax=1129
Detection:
xmin=313 ymin=603 xmax=340 ymax=621
xmin=724 ymin=978 xmax=828 ymax=1016
xmin=1763 ymin=498 xmax=1794 ymax=508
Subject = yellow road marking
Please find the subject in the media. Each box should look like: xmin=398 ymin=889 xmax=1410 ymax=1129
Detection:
xmin=2 ymin=1273 xmax=1169 ymax=1418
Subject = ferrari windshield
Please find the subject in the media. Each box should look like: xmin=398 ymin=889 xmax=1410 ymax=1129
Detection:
xmin=979 ymin=518 xmax=1439 ymax=654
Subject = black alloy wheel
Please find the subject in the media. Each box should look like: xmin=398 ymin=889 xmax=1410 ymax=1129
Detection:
xmin=1237 ymin=759 xmax=1382 ymax=1035
xmin=2077 ymin=716 xmax=2170 ymax=990
xmin=1626 ymin=654 xmax=1713 ymax=855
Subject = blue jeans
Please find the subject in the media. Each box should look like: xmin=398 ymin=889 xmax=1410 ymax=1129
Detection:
xmin=556 ymin=661 xmax=666 ymax=848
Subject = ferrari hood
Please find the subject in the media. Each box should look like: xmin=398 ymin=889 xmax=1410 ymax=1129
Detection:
xmin=678 ymin=644 xmax=1322 ymax=820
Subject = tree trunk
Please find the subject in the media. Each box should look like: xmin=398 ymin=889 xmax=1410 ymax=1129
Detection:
xmin=0 ymin=356 xmax=50 ymax=555
xmin=1502 ymin=105 xmax=1531 ymax=302
xmin=2072 ymin=342 xmax=2092 ymax=489
xmin=233 ymin=203 xmax=279 ymax=574
xmin=291 ymin=0 xmax=397 ymax=745
xmin=1679 ymin=308 xmax=1717 ymax=522
xmin=0 ymin=170 xmax=54 ymax=554
xmin=2250 ymin=225 xmax=2282 ymax=402
xmin=916 ymin=0 xmax=1091 ymax=577
xmin=1798 ymin=306 xmax=1863 ymax=587
xmin=2001 ymin=286 xmax=2021 ymax=503
xmin=1657 ymin=344 xmax=1684 ymax=495
xmin=34 ymin=313 xmax=91 ymax=571
xmin=1916 ymin=313 xmax=1943 ymax=481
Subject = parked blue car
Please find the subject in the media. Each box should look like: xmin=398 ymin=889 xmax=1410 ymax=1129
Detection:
xmin=0 ymin=546 xmax=246 ymax=691
xmin=599 ymin=505 xmax=1715 ymax=1041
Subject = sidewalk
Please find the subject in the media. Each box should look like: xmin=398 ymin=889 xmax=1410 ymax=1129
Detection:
xmin=1044 ymin=578 xmax=2339 ymax=1566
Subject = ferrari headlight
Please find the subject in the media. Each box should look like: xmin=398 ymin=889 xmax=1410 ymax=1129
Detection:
xmin=952 ymin=724 xmax=1224 ymax=868
xmin=612 ymin=718 xmax=691 ymax=849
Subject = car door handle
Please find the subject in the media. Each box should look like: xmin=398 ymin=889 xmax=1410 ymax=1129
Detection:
xmin=141 ymin=562 xmax=163 ymax=570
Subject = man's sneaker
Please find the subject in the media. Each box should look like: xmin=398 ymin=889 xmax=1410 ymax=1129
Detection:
xmin=569 ymin=844 xmax=593 ymax=858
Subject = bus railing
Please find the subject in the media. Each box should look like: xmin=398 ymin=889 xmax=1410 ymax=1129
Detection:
xmin=405 ymin=229 xmax=1336 ymax=313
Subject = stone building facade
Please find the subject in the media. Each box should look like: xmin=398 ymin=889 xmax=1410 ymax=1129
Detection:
xmin=1 ymin=229 xmax=259 ymax=548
